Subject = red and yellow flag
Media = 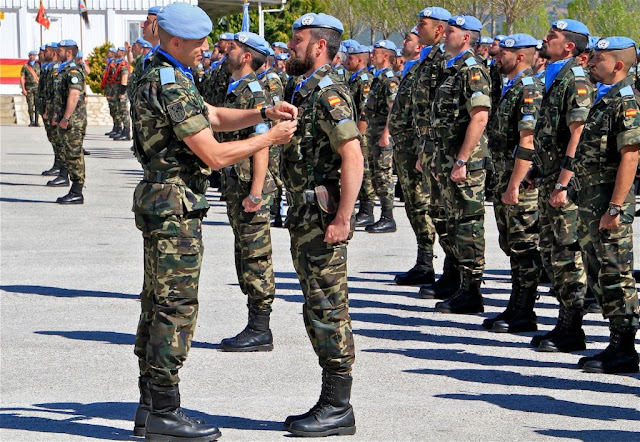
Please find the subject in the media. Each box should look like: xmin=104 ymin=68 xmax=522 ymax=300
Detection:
xmin=36 ymin=1 xmax=50 ymax=30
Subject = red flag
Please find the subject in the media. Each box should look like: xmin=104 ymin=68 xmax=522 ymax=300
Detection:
xmin=36 ymin=1 xmax=50 ymax=30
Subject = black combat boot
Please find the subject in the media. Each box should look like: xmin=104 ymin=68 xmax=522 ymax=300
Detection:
xmin=42 ymin=159 xmax=61 ymax=176
xmin=365 ymin=208 xmax=397 ymax=233
xmin=34 ymin=115 xmax=40 ymax=127
xmin=47 ymin=169 xmax=70 ymax=187
xmin=287 ymin=373 xmax=356 ymax=437
xmin=57 ymin=181 xmax=84 ymax=204
xmin=220 ymin=306 xmax=273 ymax=352
xmin=435 ymin=272 xmax=484 ymax=314
xmin=145 ymin=384 xmax=221 ymax=442
xmin=580 ymin=325 xmax=639 ymax=373
xmin=110 ymin=124 xmax=123 ymax=138
xmin=105 ymin=124 xmax=117 ymax=136
xmin=419 ymin=257 xmax=459 ymax=299
xmin=355 ymin=201 xmax=374 ymax=227
xmin=29 ymin=116 xmax=35 ymax=127
xmin=133 ymin=376 xmax=152 ymax=437
xmin=537 ymin=304 xmax=586 ymax=352
xmin=116 ymin=125 xmax=132 ymax=141
xmin=394 ymin=247 xmax=436 ymax=286
xmin=83 ymin=148 xmax=91 ymax=156
xmin=493 ymin=284 xmax=538 ymax=333
xmin=482 ymin=277 xmax=518 ymax=330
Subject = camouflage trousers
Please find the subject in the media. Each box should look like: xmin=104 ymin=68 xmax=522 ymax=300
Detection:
xmin=115 ymin=95 xmax=130 ymax=128
xmin=225 ymin=174 xmax=275 ymax=309
xmin=57 ymin=120 xmax=86 ymax=184
xmin=358 ymin=133 xmax=375 ymax=202
xmin=577 ymin=183 xmax=639 ymax=327
xmin=26 ymin=86 xmax=38 ymax=120
xmin=269 ymin=146 xmax=283 ymax=217
xmin=287 ymin=206 xmax=355 ymax=375
xmin=134 ymin=211 xmax=205 ymax=386
xmin=365 ymin=127 xmax=394 ymax=210
xmin=43 ymin=115 xmax=65 ymax=166
xmin=393 ymin=145 xmax=435 ymax=252
xmin=107 ymin=95 xmax=117 ymax=125
xmin=493 ymin=172 xmax=541 ymax=292
xmin=439 ymin=169 xmax=486 ymax=277
xmin=538 ymin=182 xmax=586 ymax=308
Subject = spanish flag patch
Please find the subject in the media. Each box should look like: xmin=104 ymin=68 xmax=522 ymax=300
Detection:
xmin=471 ymin=73 xmax=481 ymax=81
xmin=577 ymin=88 xmax=587 ymax=95
xmin=328 ymin=96 xmax=341 ymax=107
xmin=256 ymin=104 xmax=263 ymax=110
xmin=524 ymin=97 xmax=534 ymax=104
xmin=625 ymin=108 xmax=638 ymax=118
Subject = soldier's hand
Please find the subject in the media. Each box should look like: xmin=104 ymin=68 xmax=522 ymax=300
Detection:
xmin=599 ymin=213 xmax=620 ymax=230
xmin=59 ymin=119 xmax=69 ymax=130
xmin=267 ymin=119 xmax=297 ymax=145
xmin=267 ymin=101 xmax=298 ymax=120
xmin=450 ymin=164 xmax=467 ymax=183
xmin=51 ymin=117 xmax=57 ymax=126
xmin=378 ymin=133 xmax=390 ymax=148
xmin=21 ymin=89 xmax=27 ymax=96
xmin=549 ymin=189 xmax=567 ymax=208
xmin=242 ymin=196 xmax=262 ymax=212
xmin=324 ymin=216 xmax=350 ymax=243
xmin=502 ymin=186 xmax=519 ymax=205
xmin=415 ymin=158 xmax=423 ymax=173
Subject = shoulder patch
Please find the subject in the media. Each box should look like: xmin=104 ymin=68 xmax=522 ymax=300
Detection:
xmin=71 ymin=77 xmax=79 ymax=84
xmin=159 ymin=68 xmax=176 ymax=85
xmin=267 ymin=73 xmax=278 ymax=80
xmin=361 ymin=73 xmax=369 ymax=81
xmin=521 ymin=77 xmax=534 ymax=86
xmin=385 ymin=70 xmax=395 ymax=78
xmin=571 ymin=66 xmax=585 ymax=77
xmin=166 ymin=101 xmax=186 ymax=123
xmin=318 ymin=75 xmax=334 ymax=89
xmin=620 ymin=85 xmax=634 ymax=97
xmin=248 ymin=81 xmax=262 ymax=93
xmin=465 ymin=57 xmax=478 ymax=66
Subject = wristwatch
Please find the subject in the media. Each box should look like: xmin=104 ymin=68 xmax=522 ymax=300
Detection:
xmin=455 ymin=159 xmax=467 ymax=167
xmin=554 ymin=182 xmax=568 ymax=191
xmin=260 ymin=105 xmax=273 ymax=121
xmin=248 ymin=193 xmax=262 ymax=204
xmin=61 ymin=117 xmax=70 ymax=122
xmin=608 ymin=205 xmax=621 ymax=217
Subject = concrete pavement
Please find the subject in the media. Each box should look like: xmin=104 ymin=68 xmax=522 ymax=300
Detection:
xmin=1 ymin=125 xmax=639 ymax=441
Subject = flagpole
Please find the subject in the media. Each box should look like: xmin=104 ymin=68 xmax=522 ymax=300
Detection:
xmin=80 ymin=14 xmax=84 ymax=51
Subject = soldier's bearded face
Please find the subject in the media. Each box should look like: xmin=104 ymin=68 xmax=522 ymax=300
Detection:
xmin=417 ymin=18 xmax=437 ymax=46
xmin=588 ymin=51 xmax=614 ymax=84
xmin=497 ymin=49 xmax=517 ymax=75
xmin=287 ymin=39 xmax=315 ymax=76
xmin=227 ymin=43 xmax=247 ymax=72
xmin=541 ymin=30 xmax=565 ymax=61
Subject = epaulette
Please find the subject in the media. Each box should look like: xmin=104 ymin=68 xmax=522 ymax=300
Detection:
xmin=620 ymin=85 xmax=634 ymax=97
xmin=69 ymin=62 xmax=77 ymax=68
xmin=571 ymin=66 xmax=585 ymax=77
xmin=385 ymin=70 xmax=395 ymax=78
xmin=248 ymin=81 xmax=262 ymax=93
xmin=318 ymin=75 xmax=333 ymax=89
xmin=465 ymin=57 xmax=478 ymax=66
xmin=361 ymin=73 xmax=369 ymax=81
xmin=159 ymin=67 xmax=176 ymax=85
xmin=267 ymin=73 xmax=278 ymax=80
xmin=521 ymin=77 xmax=534 ymax=86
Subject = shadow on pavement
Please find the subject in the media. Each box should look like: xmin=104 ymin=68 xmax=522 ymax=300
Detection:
xmin=0 ymin=285 xmax=137 ymax=299
xmin=35 ymin=330 xmax=219 ymax=350
xmin=535 ymin=428 xmax=640 ymax=441
xmin=355 ymin=327 xmax=526 ymax=348
xmin=0 ymin=197 xmax=54 ymax=204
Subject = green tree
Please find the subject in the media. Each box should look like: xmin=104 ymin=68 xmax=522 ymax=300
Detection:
xmin=567 ymin=0 xmax=640 ymax=43
xmin=86 ymin=41 xmax=112 ymax=94
xmin=495 ymin=0 xmax=548 ymax=34
xmin=511 ymin=1 xmax=550 ymax=38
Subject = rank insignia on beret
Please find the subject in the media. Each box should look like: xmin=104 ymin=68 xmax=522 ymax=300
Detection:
xmin=327 ymin=95 xmax=342 ymax=106
xmin=597 ymin=39 xmax=609 ymax=49
xmin=577 ymin=88 xmax=587 ymax=95
xmin=556 ymin=20 xmax=568 ymax=30
xmin=301 ymin=15 xmax=314 ymax=25
xmin=625 ymin=109 xmax=637 ymax=117
xmin=167 ymin=102 xmax=186 ymax=123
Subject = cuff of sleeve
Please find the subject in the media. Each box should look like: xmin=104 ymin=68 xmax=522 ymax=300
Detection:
xmin=518 ymin=120 xmax=536 ymax=132
xmin=617 ymin=128 xmax=640 ymax=151
xmin=173 ymin=114 xmax=210 ymax=140
xmin=466 ymin=94 xmax=491 ymax=112
xmin=329 ymin=120 xmax=361 ymax=151
xmin=567 ymin=108 xmax=590 ymax=125
xmin=69 ymin=84 xmax=84 ymax=92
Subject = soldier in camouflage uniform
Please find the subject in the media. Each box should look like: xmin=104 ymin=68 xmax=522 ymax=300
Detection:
xmin=275 ymin=52 xmax=290 ymax=85
xmin=112 ymin=47 xmax=131 ymax=141
xmin=411 ymin=7 xmax=459 ymax=300
xmin=129 ymin=4 xmax=297 ymax=439
xmin=216 ymin=32 xmax=278 ymax=352
xmin=573 ymin=37 xmax=639 ymax=374
xmin=202 ymin=32 xmax=233 ymax=106
xmin=101 ymin=48 xmax=119 ymax=136
xmin=482 ymin=34 xmax=544 ymax=333
xmin=363 ymin=39 xmax=400 ymax=233
xmin=21 ymin=50 xmax=41 ymax=127
xmin=431 ymin=15 xmax=491 ymax=314
xmin=51 ymin=40 xmax=87 ymax=204
xmin=332 ymin=44 xmax=349 ymax=83
xmin=37 ymin=44 xmax=62 ymax=176
xmin=388 ymin=27 xmax=437 ymax=286
xmin=345 ymin=43 xmax=375 ymax=226
xmin=530 ymin=20 xmax=594 ymax=353
xmin=281 ymin=13 xmax=362 ymax=438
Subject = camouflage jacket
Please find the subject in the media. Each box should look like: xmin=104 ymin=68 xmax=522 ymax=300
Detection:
xmin=218 ymin=72 xmax=276 ymax=193
xmin=388 ymin=58 xmax=421 ymax=150
xmin=36 ymin=62 xmax=52 ymax=114
xmin=486 ymin=59 xmax=504 ymax=120
xmin=131 ymin=53 xmax=212 ymax=217
xmin=202 ymin=57 xmax=230 ymax=106
xmin=277 ymin=70 xmax=290 ymax=86
xmin=281 ymin=64 xmax=360 ymax=219
xmin=127 ymin=55 xmax=144 ymax=100
xmin=431 ymin=49 xmax=492 ymax=174
xmin=43 ymin=61 xmax=61 ymax=113
xmin=488 ymin=68 xmax=543 ymax=173
xmin=364 ymin=66 xmax=399 ymax=128
xmin=193 ymin=64 xmax=205 ymax=93
xmin=53 ymin=60 xmax=86 ymax=126
xmin=534 ymin=57 xmax=594 ymax=179
xmin=21 ymin=62 xmax=41 ymax=88
xmin=332 ymin=65 xmax=349 ymax=84
xmin=573 ymin=76 xmax=640 ymax=185
xmin=259 ymin=67 xmax=284 ymax=103
xmin=348 ymin=67 xmax=372 ymax=123
xmin=411 ymin=43 xmax=447 ymax=151
xmin=114 ymin=59 xmax=129 ymax=84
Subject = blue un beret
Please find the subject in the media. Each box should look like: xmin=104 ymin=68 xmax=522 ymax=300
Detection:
xmin=272 ymin=41 xmax=288 ymax=50
xmin=148 ymin=6 xmax=162 ymax=15
xmin=478 ymin=36 xmax=493 ymax=45
xmin=275 ymin=53 xmax=290 ymax=61
xmin=373 ymin=40 xmax=397 ymax=51
xmin=59 ymin=39 xmax=78 ymax=47
xmin=292 ymin=13 xmax=344 ymax=35
xmin=117 ymin=46 xmax=126 ymax=52
xmin=339 ymin=44 xmax=347 ymax=54
xmin=448 ymin=15 xmax=483 ymax=32
xmin=141 ymin=41 xmax=153 ymax=49
xmin=267 ymin=47 xmax=275 ymax=57
xmin=347 ymin=43 xmax=368 ymax=55
xmin=235 ymin=32 xmax=271 ymax=56
xmin=76 ymin=50 xmax=83 ymax=58
xmin=500 ymin=34 xmax=539 ymax=49
xmin=157 ymin=3 xmax=212 ymax=40
xmin=40 ymin=45 xmax=46 ymax=51
xmin=536 ymin=40 xmax=543 ymax=50
xmin=46 ymin=42 xmax=59 ymax=48
xmin=28 ymin=50 xmax=38 ymax=55
xmin=587 ymin=36 xmax=601 ymax=49
xmin=494 ymin=34 xmax=507 ymax=42
xmin=108 ymin=47 xmax=116 ymax=52
xmin=410 ymin=26 xmax=419 ymax=36
xmin=342 ymin=39 xmax=358 ymax=49
xmin=418 ymin=7 xmax=452 ymax=21
xmin=552 ymin=19 xmax=589 ymax=37
xmin=202 ymin=50 xmax=212 ymax=58
xmin=219 ymin=33 xmax=234 ymax=41
xmin=594 ymin=36 xmax=637 ymax=51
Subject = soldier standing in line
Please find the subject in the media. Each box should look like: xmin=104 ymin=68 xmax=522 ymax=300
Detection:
xmin=21 ymin=50 xmax=41 ymax=127
xmin=573 ymin=36 xmax=639 ymax=374
xmin=216 ymin=32 xmax=278 ymax=352
xmin=530 ymin=19 xmax=594 ymax=353
xmin=38 ymin=44 xmax=61 ymax=175
xmin=346 ymin=44 xmax=375 ymax=226
xmin=410 ymin=7 xmax=457 ymax=299
xmin=388 ymin=26 xmax=437 ymax=286
xmin=281 ymin=13 xmax=363 ymax=437
xmin=332 ymin=44 xmax=349 ymax=83
xmin=112 ymin=47 xmax=131 ymax=141
xmin=102 ymin=48 xmax=118 ymax=136
xmin=482 ymin=34 xmax=544 ymax=333
xmin=130 ymin=4 xmax=297 ymax=439
xmin=202 ymin=32 xmax=233 ymax=106
xmin=140 ymin=6 xmax=162 ymax=70
xmin=363 ymin=39 xmax=400 ymax=233
xmin=430 ymin=15 xmax=491 ymax=314
xmin=51 ymin=40 xmax=87 ymax=204
xmin=532 ymin=40 xmax=549 ymax=80
xmin=275 ymin=52 xmax=290 ymax=84
xmin=194 ymin=50 xmax=210 ymax=93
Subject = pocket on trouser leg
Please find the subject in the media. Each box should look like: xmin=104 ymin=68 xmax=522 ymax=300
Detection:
xmin=597 ymin=224 xmax=637 ymax=318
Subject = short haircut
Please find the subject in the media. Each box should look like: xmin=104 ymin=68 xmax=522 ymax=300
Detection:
xmin=158 ymin=26 xmax=172 ymax=47
xmin=562 ymin=31 xmax=588 ymax=56
xmin=468 ymin=31 xmax=480 ymax=47
xmin=611 ymin=47 xmax=637 ymax=72
xmin=309 ymin=28 xmax=342 ymax=60
xmin=238 ymin=42 xmax=267 ymax=71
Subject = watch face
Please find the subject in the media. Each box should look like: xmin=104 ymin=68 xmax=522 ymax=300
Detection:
xmin=609 ymin=208 xmax=619 ymax=216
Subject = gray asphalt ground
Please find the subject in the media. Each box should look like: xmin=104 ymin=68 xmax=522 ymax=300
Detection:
xmin=1 ymin=125 xmax=639 ymax=442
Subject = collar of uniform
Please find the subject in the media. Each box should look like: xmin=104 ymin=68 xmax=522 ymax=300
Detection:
xmin=58 ymin=59 xmax=74 ymax=72
xmin=296 ymin=64 xmax=332 ymax=99
xmin=228 ymin=72 xmax=257 ymax=96
xmin=402 ymin=58 xmax=420 ymax=79
xmin=445 ymin=48 xmax=473 ymax=69
xmin=596 ymin=75 xmax=633 ymax=105
xmin=544 ymin=57 xmax=574 ymax=91
xmin=502 ymin=67 xmax=533 ymax=97
xmin=373 ymin=66 xmax=391 ymax=78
